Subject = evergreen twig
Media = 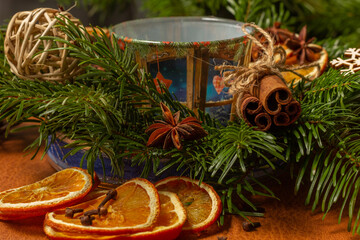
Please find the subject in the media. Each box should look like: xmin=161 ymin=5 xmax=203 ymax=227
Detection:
xmin=0 ymin=14 xmax=360 ymax=234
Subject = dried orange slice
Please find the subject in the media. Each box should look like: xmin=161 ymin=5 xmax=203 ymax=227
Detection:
xmin=155 ymin=176 xmax=222 ymax=233
xmin=43 ymin=191 xmax=186 ymax=240
xmin=127 ymin=191 xmax=186 ymax=240
xmin=45 ymin=178 xmax=160 ymax=235
xmin=0 ymin=167 xmax=95 ymax=220
xmin=281 ymin=44 xmax=328 ymax=85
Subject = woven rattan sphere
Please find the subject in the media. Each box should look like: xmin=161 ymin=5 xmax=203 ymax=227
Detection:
xmin=4 ymin=8 xmax=83 ymax=81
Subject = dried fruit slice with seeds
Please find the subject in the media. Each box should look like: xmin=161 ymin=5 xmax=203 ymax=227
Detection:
xmin=0 ymin=167 xmax=96 ymax=220
xmin=155 ymin=176 xmax=222 ymax=233
xmin=45 ymin=178 xmax=160 ymax=235
xmin=43 ymin=191 xmax=186 ymax=240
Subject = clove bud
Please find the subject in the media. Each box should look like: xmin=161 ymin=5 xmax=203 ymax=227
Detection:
xmin=98 ymin=206 xmax=108 ymax=216
xmin=80 ymin=215 xmax=95 ymax=226
xmin=82 ymin=206 xmax=109 ymax=219
xmin=84 ymin=209 xmax=99 ymax=216
xmin=65 ymin=208 xmax=83 ymax=218
xmin=242 ymin=221 xmax=261 ymax=232
xmin=98 ymin=189 xmax=117 ymax=209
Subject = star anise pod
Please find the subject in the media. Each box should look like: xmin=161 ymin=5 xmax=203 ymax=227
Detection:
xmin=251 ymin=22 xmax=292 ymax=61
xmin=285 ymin=25 xmax=322 ymax=65
xmin=265 ymin=22 xmax=293 ymax=44
xmin=146 ymin=103 xmax=208 ymax=150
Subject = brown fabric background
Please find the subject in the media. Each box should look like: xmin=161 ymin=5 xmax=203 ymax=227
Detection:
xmin=0 ymin=125 xmax=357 ymax=240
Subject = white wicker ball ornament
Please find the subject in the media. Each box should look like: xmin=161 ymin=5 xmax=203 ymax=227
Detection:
xmin=4 ymin=8 xmax=83 ymax=81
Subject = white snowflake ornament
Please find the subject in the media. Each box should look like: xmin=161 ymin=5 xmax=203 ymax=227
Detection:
xmin=330 ymin=48 xmax=360 ymax=75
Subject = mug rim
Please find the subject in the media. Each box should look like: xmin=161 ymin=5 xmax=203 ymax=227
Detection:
xmin=112 ymin=16 xmax=252 ymax=47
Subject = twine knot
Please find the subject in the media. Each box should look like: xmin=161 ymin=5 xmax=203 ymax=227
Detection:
xmin=215 ymin=23 xmax=314 ymax=118
xmin=215 ymin=23 xmax=286 ymax=97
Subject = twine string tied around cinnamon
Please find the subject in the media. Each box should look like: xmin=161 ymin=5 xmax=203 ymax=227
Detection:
xmin=214 ymin=23 xmax=314 ymax=118
xmin=218 ymin=24 xmax=285 ymax=85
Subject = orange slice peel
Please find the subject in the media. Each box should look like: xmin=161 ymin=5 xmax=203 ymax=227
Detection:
xmin=45 ymin=178 xmax=160 ymax=235
xmin=155 ymin=176 xmax=222 ymax=233
xmin=0 ymin=167 xmax=96 ymax=220
xmin=44 ymin=191 xmax=186 ymax=240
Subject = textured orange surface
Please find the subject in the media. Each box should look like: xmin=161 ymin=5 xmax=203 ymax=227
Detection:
xmin=0 ymin=125 xmax=357 ymax=240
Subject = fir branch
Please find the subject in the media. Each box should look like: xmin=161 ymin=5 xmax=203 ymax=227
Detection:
xmin=2 ymin=15 xmax=360 ymax=234
xmin=209 ymin=120 xmax=284 ymax=183
xmin=145 ymin=119 xmax=284 ymax=220
xmin=226 ymin=0 xmax=295 ymax=28
xmin=0 ymin=19 xmax=195 ymax=179
xmin=142 ymin=0 xmax=228 ymax=17
xmin=287 ymin=69 xmax=360 ymax=233
xmin=0 ymin=17 xmax=289 ymax=224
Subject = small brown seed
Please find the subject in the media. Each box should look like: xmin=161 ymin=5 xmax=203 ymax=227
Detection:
xmin=217 ymin=237 xmax=227 ymax=240
xmin=242 ymin=221 xmax=261 ymax=232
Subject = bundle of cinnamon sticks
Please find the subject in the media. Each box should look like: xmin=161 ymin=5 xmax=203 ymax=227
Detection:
xmin=240 ymin=75 xmax=301 ymax=131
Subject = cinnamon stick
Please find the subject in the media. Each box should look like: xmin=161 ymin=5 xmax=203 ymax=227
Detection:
xmin=240 ymin=94 xmax=263 ymax=126
xmin=241 ymin=94 xmax=263 ymax=115
xmin=285 ymin=100 xmax=301 ymax=125
xmin=285 ymin=100 xmax=301 ymax=116
xmin=254 ymin=112 xmax=272 ymax=131
xmin=251 ymin=75 xmax=292 ymax=115
xmin=273 ymin=112 xmax=290 ymax=126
